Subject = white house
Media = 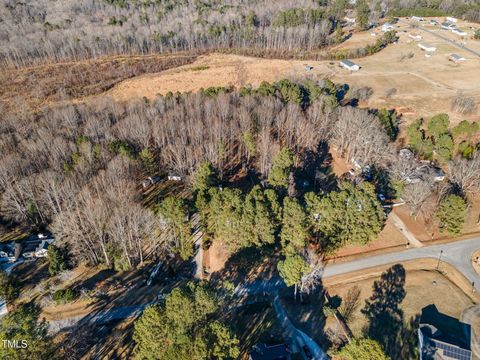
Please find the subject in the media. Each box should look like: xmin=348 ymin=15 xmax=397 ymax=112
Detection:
xmin=408 ymin=34 xmax=422 ymax=41
xmin=452 ymin=28 xmax=468 ymax=36
xmin=418 ymin=43 xmax=436 ymax=52
xmin=382 ymin=23 xmax=394 ymax=32
xmin=449 ymin=53 xmax=466 ymax=62
xmin=168 ymin=173 xmax=182 ymax=181
xmin=35 ymin=240 xmax=51 ymax=258
xmin=411 ymin=16 xmax=424 ymax=22
xmin=446 ymin=16 xmax=458 ymax=23
xmin=339 ymin=59 xmax=360 ymax=71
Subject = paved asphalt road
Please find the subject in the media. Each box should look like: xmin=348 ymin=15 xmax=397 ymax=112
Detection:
xmin=236 ymin=237 xmax=480 ymax=295
xmin=323 ymin=237 xmax=480 ymax=291
xmin=399 ymin=18 xmax=480 ymax=58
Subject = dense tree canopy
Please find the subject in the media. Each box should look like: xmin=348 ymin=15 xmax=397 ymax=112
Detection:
xmin=337 ymin=338 xmax=390 ymax=360
xmin=0 ymin=305 xmax=56 ymax=360
xmin=306 ymin=182 xmax=384 ymax=253
xmin=436 ymin=194 xmax=467 ymax=235
xmin=134 ymin=282 xmax=239 ymax=360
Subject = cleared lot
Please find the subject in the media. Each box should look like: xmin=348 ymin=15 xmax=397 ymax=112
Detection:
xmin=106 ymin=18 xmax=480 ymax=125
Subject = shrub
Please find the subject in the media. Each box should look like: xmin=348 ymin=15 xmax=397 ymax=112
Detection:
xmin=52 ymin=288 xmax=79 ymax=304
xmin=452 ymin=94 xmax=478 ymax=115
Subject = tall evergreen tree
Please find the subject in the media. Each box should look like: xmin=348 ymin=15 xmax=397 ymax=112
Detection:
xmin=0 ymin=304 xmax=57 ymax=360
xmin=280 ymin=197 xmax=310 ymax=255
xmin=437 ymin=194 xmax=467 ymax=235
xmin=157 ymin=196 xmax=193 ymax=260
xmin=277 ymin=254 xmax=309 ymax=300
xmin=310 ymin=181 xmax=384 ymax=253
xmin=242 ymin=186 xmax=280 ymax=247
xmin=268 ymin=148 xmax=294 ymax=189
xmin=134 ymin=282 xmax=239 ymax=360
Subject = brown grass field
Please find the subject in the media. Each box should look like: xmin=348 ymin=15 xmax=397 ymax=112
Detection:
xmin=326 ymin=266 xmax=475 ymax=337
xmin=105 ymin=18 xmax=480 ymax=125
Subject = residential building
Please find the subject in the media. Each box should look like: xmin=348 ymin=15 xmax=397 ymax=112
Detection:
xmin=449 ymin=54 xmax=466 ymax=63
xmin=382 ymin=23 xmax=394 ymax=32
xmin=452 ymin=29 xmax=468 ymax=36
xmin=339 ymin=59 xmax=360 ymax=71
xmin=418 ymin=43 xmax=437 ymax=52
xmin=418 ymin=304 xmax=472 ymax=360
xmin=412 ymin=16 xmax=424 ymax=22
xmin=168 ymin=173 xmax=182 ymax=181
xmin=409 ymin=34 xmax=422 ymax=41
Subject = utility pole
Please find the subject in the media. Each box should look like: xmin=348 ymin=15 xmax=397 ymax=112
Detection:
xmin=436 ymin=250 xmax=443 ymax=271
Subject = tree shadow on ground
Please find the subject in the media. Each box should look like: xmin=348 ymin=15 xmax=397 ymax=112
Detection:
xmin=361 ymin=264 xmax=408 ymax=359
xmin=299 ymin=141 xmax=337 ymax=194
xmin=210 ymin=244 xmax=278 ymax=286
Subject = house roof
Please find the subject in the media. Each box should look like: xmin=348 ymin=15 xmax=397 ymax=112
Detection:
xmin=249 ymin=343 xmax=290 ymax=360
xmin=419 ymin=304 xmax=472 ymax=360
xmin=450 ymin=54 xmax=465 ymax=60
xmin=419 ymin=43 xmax=435 ymax=49
xmin=340 ymin=59 xmax=357 ymax=67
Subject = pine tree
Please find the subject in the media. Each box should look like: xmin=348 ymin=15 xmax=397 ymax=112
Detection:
xmin=356 ymin=0 xmax=370 ymax=30
xmin=312 ymin=182 xmax=384 ymax=253
xmin=47 ymin=244 xmax=69 ymax=276
xmin=277 ymin=254 xmax=309 ymax=300
xmin=157 ymin=196 xmax=193 ymax=260
xmin=437 ymin=194 xmax=467 ymax=235
xmin=268 ymin=148 xmax=294 ymax=189
xmin=134 ymin=283 xmax=239 ymax=360
xmin=337 ymin=338 xmax=390 ymax=360
xmin=280 ymin=197 xmax=310 ymax=255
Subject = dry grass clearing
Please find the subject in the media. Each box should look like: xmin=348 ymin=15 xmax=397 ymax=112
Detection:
xmin=106 ymin=18 xmax=480 ymax=126
xmin=327 ymin=268 xmax=474 ymax=337
xmin=0 ymin=53 xmax=198 ymax=113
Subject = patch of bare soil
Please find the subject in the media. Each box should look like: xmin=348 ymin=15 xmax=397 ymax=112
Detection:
xmin=204 ymin=239 xmax=230 ymax=273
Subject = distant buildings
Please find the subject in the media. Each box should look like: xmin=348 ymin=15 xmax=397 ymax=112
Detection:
xmin=452 ymin=28 xmax=468 ymax=36
xmin=18 ymin=234 xmax=55 ymax=259
xmin=382 ymin=23 xmax=394 ymax=32
xmin=167 ymin=173 xmax=182 ymax=181
xmin=418 ymin=43 xmax=437 ymax=52
xmin=339 ymin=59 xmax=360 ymax=71
xmin=450 ymin=54 xmax=466 ymax=63
xmin=409 ymin=33 xmax=423 ymax=41
xmin=142 ymin=175 xmax=161 ymax=188
xmin=418 ymin=304 xmax=472 ymax=360
xmin=411 ymin=16 xmax=424 ymax=22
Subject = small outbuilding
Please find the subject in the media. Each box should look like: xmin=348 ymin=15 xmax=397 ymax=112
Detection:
xmin=168 ymin=173 xmax=182 ymax=181
xmin=411 ymin=16 xmax=424 ymax=22
xmin=418 ymin=43 xmax=436 ymax=52
xmin=382 ymin=23 xmax=394 ymax=32
xmin=452 ymin=28 xmax=467 ymax=36
xmin=339 ymin=59 xmax=360 ymax=71
xmin=449 ymin=53 xmax=466 ymax=63
xmin=446 ymin=16 xmax=458 ymax=23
